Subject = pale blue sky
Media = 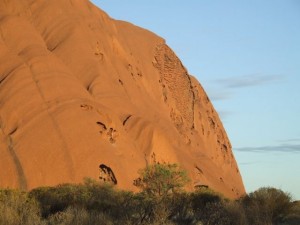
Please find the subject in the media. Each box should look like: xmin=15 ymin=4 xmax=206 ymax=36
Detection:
xmin=92 ymin=0 xmax=300 ymax=199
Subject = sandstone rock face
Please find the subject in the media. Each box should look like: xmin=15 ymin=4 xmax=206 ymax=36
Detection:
xmin=0 ymin=0 xmax=245 ymax=198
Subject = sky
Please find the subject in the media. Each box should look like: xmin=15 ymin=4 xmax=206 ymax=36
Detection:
xmin=91 ymin=0 xmax=300 ymax=200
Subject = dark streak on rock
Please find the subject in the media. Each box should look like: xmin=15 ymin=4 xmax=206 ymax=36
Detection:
xmin=96 ymin=121 xmax=107 ymax=130
xmin=7 ymin=136 xmax=28 ymax=190
xmin=122 ymin=115 xmax=132 ymax=126
xmin=99 ymin=164 xmax=117 ymax=185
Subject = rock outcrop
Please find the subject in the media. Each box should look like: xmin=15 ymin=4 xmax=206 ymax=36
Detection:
xmin=0 ymin=0 xmax=245 ymax=198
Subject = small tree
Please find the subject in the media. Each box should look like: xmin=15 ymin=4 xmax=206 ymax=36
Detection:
xmin=134 ymin=161 xmax=190 ymax=197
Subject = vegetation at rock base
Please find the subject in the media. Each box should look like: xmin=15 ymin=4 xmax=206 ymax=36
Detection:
xmin=134 ymin=160 xmax=190 ymax=197
xmin=0 ymin=164 xmax=299 ymax=225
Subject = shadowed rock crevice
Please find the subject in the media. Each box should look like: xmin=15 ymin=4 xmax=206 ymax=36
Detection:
xmin=99 ymin=164 xmax=117 ymax=185
xmin=96 ymin=121 xmax=107 ymax=131
xmin=80 ymin=104 xmax=93 ymax=111
xmin=96 ymin=121 xmax=118 ymax=143
xmin=0 ymin=116 xmax=27 ymax=189
xmin=122 ymin=115 xmax=132 ymax=126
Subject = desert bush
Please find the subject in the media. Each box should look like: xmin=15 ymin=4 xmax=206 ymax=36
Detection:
xmin=0 ymin=189 xmax=43 ymax=225
xmin=131 ymin=161 xmax=191 ymax=224
xmin=223 ymin=200 xmax=247 ymax=225
xmin=242 ymin=187 xmax=293 ymax=225
xmin=116 ymin=192 xmax=168 ymax=225
xmin=280 ymin=201 xmax=300 ymax=225
xmin=190 ymin=187 xmax=222 ymax=212
xmin=46 ymin=206 xmax=114 ymax=225
xmin=1 ymin=178 xmax=298 ymax=225
xmin=189 ymin=188 xmax=247 ymax=225
xmin=134 ymin=161 xmax=190 ymax=197
xmin=29 ymin=183 xmax=90 ymax=217
xmin=168 ymin=192 xmax=196 ymax=225
xmin=30 ymin=179 xmax=141 ymax=224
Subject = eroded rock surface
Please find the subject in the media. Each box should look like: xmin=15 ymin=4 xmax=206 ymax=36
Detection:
xmin=0 ymin=0 xmax=245 ymax=198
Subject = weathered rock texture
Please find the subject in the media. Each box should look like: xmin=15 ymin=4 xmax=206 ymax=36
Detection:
xmin=0 ymin=0 xmax=245 ymax=198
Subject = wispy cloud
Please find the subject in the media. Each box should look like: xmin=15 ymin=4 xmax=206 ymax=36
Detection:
xmin=277 ymin=138 xmax=300 ymax=143
xmin=204 ymin=74 xmax=285 ymax=121
xmin=217 ymin=110 xmax=233 ymax=120
xmin=205 ymin=74 xmax=284 ymax=103
xmin=216 ymin=74 xmax=284 ymax=89
xmin=208 ymin=91 xmax=232 ymax=101
xmin=239 ymin=161 xmax=263 ymax=166
xmin=234 ymin=143 xmax=300 ymax=153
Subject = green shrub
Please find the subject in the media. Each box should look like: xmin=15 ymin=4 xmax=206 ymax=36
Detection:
xmin=29 ymin=180 xmax=125 ymax=218
xmin=134 ymin=162 xmax=190 ymax=197
xmin=29 ymin=184 xmax=90 ymax=217
xmin=0 ymin=178 xmax=298 ymax=225
xmin=29 ymin=180 xmax=139 ymax=224
xmin=0 ymin=189 xmax=43 ymax=225
xmin=46 ymin=206 xmax=114 ymax=225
